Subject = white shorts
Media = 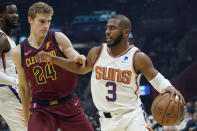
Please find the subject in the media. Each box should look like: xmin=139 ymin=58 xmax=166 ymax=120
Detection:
xmin=0 ymin=85 xmax=27 ymax=131
xmin=98 ymin=105 xmax=151 ymax=131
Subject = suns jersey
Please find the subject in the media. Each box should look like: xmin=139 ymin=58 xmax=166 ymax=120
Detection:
xmin=0 ymin=29 xmax=17 ymax=79
xmin=21 ymin=30 xmax=77 ymax=100
xmin=91 ymin=44 xmax=142 ymax=112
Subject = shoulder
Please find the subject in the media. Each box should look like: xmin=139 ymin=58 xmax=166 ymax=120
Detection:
xmin=0 ymin=32 xmax=7 ymax=39
xmin=89 ymin=46 xmax=101 ymax=55
xmin=88 ymin=45 xmax=103 ymax=60
xmin=87 ymin=46 xmax=101 ymax=66
xmin=54 ymin=32 xmax=72 ymax=47
xmin=54 ymin=32 xmax=69 ymax=40
xmin=135 ymin=51 xmax=149 ymax=61
xmin=0 ymin=32 xmax=10 ymax=53
xmin=134 ymin=51 xmax=153 ymax=72
xmin=54 ymin=32 xmax=64 ymax=37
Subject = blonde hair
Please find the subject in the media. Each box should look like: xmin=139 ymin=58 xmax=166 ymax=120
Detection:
xmin=28 ymin=2 xmax=54 ymax=19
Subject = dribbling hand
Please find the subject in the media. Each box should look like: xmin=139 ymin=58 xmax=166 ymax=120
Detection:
xmin=161 ymin=86 xmax=185 ymax=104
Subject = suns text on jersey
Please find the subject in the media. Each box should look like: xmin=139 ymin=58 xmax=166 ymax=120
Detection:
xmin=95 ymin=66 xmax=132 ymax=84
xmin=25 ymin=51 xmax=56 ymax=67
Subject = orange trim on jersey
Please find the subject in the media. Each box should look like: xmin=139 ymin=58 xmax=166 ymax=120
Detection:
xmin=134 ymin=74 xmax=139 ymax=99
xmin=15 ymin=108 xmax=26 ymax=126
xmin=107 ymin=45 xmax=134 ymax=58
xmin=2 ymin=53 xmax=6 ymax=72
xmin=93 ymin=44 xmax=104 ymax=67
xmin=131 ymin=49 xmax=139 ymax=76
xmin=146 ymin=123 xmax=153 ymax=131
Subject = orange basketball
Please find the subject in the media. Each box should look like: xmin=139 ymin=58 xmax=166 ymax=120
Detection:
xmin=151 ymin=92 xmax=184 ymax=126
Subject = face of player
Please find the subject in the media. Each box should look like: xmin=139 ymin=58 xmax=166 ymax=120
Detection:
xmin=29 ymin=13 xmax=51 ymax=38
xmin=105 ymin=18 xmax=123 ymax=48
xmin=2 ymin=4 xmax=18 ymax=29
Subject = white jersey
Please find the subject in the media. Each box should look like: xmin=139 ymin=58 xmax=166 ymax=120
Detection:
xmin=0 ymin=29 xmax=17 ymax=79
xmin=0 ymin=30 xmax=26 ymax=130
xmin=91 ymin=44 xmax=142 ymax=112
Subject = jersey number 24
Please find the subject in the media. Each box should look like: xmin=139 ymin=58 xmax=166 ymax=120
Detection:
xmin=33 ymin=63 xmax=56 ymax=84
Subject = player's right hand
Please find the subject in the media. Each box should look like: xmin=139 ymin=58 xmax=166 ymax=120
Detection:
xmin=161 ymin=86 xmax=185 ymax=104
xmin=36 ymin=51 xmax=52 ymax=62
xmin=73 ymin=55 xmax=87 ymax=68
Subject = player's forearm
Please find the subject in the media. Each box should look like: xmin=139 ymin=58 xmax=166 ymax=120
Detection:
xmin=0 ymin=72 xmax=18 ymax=86
xmin=51 ymin=55 xmax=89 ymax=74
xmin=19 ymin=85 xmax=30 ymax=122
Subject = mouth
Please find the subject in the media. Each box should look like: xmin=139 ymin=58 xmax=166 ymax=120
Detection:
xmin=106 ymin=37 xmax=112 ymax=43
xmin=41 ymin=30 xmax=47 ymax=32
xmin=11 ymin=20 xmax=18 ymax=24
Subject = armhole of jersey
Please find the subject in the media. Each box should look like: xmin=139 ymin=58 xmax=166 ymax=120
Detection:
xmin=3 ymin=43 xmax=11 ymax=53
xmin=2 ymin=52 xmax=6 ymax=72
xmin=20 ymin=42 xmax=24 ymax=67
xmin=132 ymin=49 xmax=141 ymax=76
xmin=92 ymin=44 xmax=104 ymax=68
xmin=132 ymin=48 xmax=142 ymax=99
xmin=52 ymin=31 xmax=66 ymax=58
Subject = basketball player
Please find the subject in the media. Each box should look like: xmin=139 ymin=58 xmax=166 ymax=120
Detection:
xmin=12 ymin=2 xmax=93 ymax=131
xmin=37 ymin=14 xmax=185 ymax=131
xmin=0 ymin=2 xmax=27 ymax=131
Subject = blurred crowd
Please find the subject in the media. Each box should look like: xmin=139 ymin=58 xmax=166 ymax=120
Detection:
xmin=1 ymin=0 xmax=197 ymax=130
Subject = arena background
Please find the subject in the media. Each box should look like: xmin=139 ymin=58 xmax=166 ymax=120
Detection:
xmin=0 ymin=0 xmax=197 ymax=130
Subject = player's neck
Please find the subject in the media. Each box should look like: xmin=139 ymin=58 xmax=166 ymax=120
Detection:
xmin=28 ymin=33 xmax=45 ymax=48
xmin=108 ymin=41 xmax=129 ymax=57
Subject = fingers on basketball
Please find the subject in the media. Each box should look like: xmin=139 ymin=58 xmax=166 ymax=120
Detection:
xmin=151 ymin=92 xmax=184 ymax=126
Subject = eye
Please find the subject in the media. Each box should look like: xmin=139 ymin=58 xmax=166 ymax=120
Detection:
xmin=40 ymin=20 xmax=45 ymax=24
xmin=110 ymin=26 xmax=115 ymax=30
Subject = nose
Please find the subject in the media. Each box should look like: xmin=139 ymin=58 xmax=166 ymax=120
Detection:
xmin=44 ymin=22 xmax=50 ymax=30
xmin=12 ymin=13 xmax=18 ymax=19
xmin=105 ymin=28 xmax=110 ymax=36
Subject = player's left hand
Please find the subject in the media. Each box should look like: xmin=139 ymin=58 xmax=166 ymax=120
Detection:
xmin=161 ymin=86 xmax=185 ymax=104
xmin=73 ymin=55 xmax=86 ymax=68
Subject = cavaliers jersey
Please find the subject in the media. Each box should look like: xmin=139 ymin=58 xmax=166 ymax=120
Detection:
xmin=0 ymin=29 xmax=17 ymax=79
xmin=21 ymin=31 xmax=77 ymax=100
xmin=91 ymin=44 xmax=142 ymax=112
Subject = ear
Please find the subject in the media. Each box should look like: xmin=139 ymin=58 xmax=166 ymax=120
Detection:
xmin=28 ymin=16 xmax=32 ymax=24
xmin=123 ymin=29 xmax=130 ymax=37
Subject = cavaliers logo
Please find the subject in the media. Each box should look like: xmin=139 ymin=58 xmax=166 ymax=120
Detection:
xmin=46 ymin=41 xmax=52 ymax=49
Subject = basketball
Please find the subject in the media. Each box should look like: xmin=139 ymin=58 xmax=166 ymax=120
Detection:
xmin=151 ymin=92 xmax=184 ymax=126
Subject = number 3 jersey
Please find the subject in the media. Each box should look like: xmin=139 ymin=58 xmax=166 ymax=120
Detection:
xmin=20 ymin=31 xmax=77 ymax=100
xmin=91 ymin=44 xmax=142 ymax=112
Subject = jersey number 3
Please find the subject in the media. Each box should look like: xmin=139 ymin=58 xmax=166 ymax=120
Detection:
xmin=106 ymin=82 xmax=117 ymax=101
xmin=33 ymin=63 xmax=56 ymax=85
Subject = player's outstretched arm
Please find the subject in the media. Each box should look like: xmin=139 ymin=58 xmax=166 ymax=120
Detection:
xmin=12 ymin=45 xmax=31 ymax=125
xmin=37 ymin=46 xmax=100 ymax=75
xmin=55 ymin=32 xmax=86 ymax=67
xmin=134 ymin=51 xmax=185 ymax=104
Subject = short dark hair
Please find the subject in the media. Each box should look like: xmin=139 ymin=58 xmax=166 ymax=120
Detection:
xmin=0 ymin=1 xmax=15 ymax=13
xmin=110 ymin=14 xmax=131 ymax=32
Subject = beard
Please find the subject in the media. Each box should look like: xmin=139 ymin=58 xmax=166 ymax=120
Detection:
xmin=107 ymin=31 xmax=123 ymax=48
xmin=4 ymin=18 xmax=18 ymax=29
